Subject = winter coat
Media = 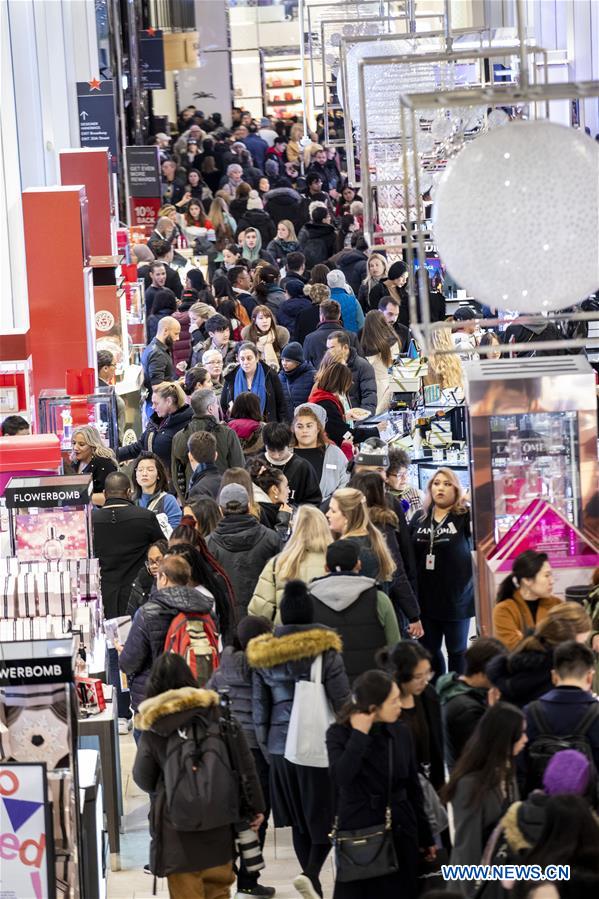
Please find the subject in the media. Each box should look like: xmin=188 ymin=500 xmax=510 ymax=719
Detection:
xmin=207 ymin=513 xmax=282 ymax=618
xmin=294 ymin=303 xmax=321 ymax=346
xmin=294 ymin=442 xmax=350 ymax=502
xmin=220 ymin=361 xmax=287 ymax=423
xmin=297 ymin=221 xmax=337 ymax=269
xmin=243 ymin=133 xmax=268 ymax=169
xmin=436 ymin=673 xmax=492 ymax=768
xmin=367 ymin=343 xmax=401 ymax=414
xmin=227 ymin=418 xmax=265 ymax=456
xmin=133 ymin=687 xmax=264 ymax=877
xmin=493 ymin=591 xmax=562 ymax=651
xmin=187 ymin=463 xmax=222 ymax=501
xmin=486 ymin=648 xmax=555 ymax=708
xmin=523 ymin=685 xmax=599 ymax=773
xmin=127 ymin=565 xmax=156 ymax=617
xmin=172 ymin=310 xmax=192 ymax=368
xmin=118 ymin=404 xmax=193 ymax=471
xmin=171 ymin=414 xmax=244 ymax=501
xmin=367 ymin=508 xmax=421 ymax=623
xmin=92 ymin=499 xmax=164 ymax=621
xmin=329 ymin=286 xmax=365 ymax=334
xmin=207 ymin=646 xmax=258 ymax=747
xmin=119 ymin=584 xmax=214 ymax=709
xmin=303 ymin=320 xmax=361 ymax=369
xmin=276 ymin=296 xmax=312 ymax=338
xmin=235 ymin=209 xmax=276 ymax=247
xmin=402 ymin=685 xmax=446 ymax=791
xmin=330 ymin=249 xmax=368 ymax=297
xmin=264 ymin=187 xmax=309 ymax=232
xmin=347 ymin=347 xmax=377 ymax=413
xmin=326 ymin=721 xmax=433 ymax=847
xmin=147 ymin=307 xmax=176 ymax=344
xmin=310 ymin=572 xmax=400 ymax=682
xmin=358 ymin=279 xmax=388 ymax=313
xmin=247 ymin=625 xmax=350 ymax=755
xmin=266 ymin=238 xmax=300 ymax=268
xmin=141 ymin=337 xmax=176 ymax=391
xmin=257 ymin=283 xmax=287 ymax=317
xmin=249 ymin=550 xmax=328 ymax=624
xmin=278 ymin=361 xmax=316 ymax=419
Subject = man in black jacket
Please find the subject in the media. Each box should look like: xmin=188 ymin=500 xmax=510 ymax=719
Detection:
xmin=227 ymin=265 xmax=257 ymax=318
xmin=297 ymin=206 xmax=337 ymax=270
xmin=325 ymin=330 xmax=377 ymax=414
xmin=263 ymin=422 xmax=322 ymax=506
xmin=142 ymin=245 xmax=183 ymax=311
xmin=92 ymin=472 xmax=164 ymax=619
xmin=303 ymin=300 xmax=360 ymax=368
xmin=186 ymin=431 xmax=222 ymax=501
xmin=436 ymin=637 xmax=505 ymax=768
xmin=141 ymin=317 xmax=181 ymax=414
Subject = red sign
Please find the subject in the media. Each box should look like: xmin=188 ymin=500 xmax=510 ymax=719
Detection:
xmin=129 ymin=197 xmax=161 ymax=235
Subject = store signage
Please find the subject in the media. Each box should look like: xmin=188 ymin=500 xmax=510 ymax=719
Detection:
xmin=77 ymin=80 xmax=118 ymax=173
xmin=129 ymin=197 xmax=162 ymax=234
xmin=0 ymin=764 xmax=53 ymax=899
xmin=125 ymin=146 xmax=161 ymax=198
xmin=0 ymin=657 xmax=72 ymax=686
xmin=4 ymin=478 xmax=92 ymax=509
xmin=140 ymin=28 xmax=166 ymax=90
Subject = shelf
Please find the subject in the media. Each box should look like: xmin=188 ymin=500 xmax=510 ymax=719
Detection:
xmin=266 ymin=82 xmax=301 ymax=89
xmin=268 ymin=99 xmax=304 ymax=107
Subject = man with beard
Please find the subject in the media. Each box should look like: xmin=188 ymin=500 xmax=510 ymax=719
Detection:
xmin=141 ymin=316 xmax=181 ymax=416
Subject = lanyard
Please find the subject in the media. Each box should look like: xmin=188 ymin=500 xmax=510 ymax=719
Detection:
xmin=429 ymin=512 xmax=449 ymax=555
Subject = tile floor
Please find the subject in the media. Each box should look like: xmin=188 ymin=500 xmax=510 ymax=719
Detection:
xmin=107 ymin=732 xmax=335 ymax=898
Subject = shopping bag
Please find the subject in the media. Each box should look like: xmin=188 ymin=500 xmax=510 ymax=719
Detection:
xmin=284 ymin=653 xmax=334 ymax=768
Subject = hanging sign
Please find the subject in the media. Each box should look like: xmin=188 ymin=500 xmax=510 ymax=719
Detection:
xmin=140 ymin=28 xmax=166 ymax=90
xmin=125 ymin=146 xmax=161 ymax=198
xmin=77 ymin=79 xmax=118 ymax=172
xmin=0 ymin=763 xmax=53 ymax=899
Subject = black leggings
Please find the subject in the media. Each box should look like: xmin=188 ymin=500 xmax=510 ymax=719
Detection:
xmin=291 ymin=827 xmax=331 ymax=898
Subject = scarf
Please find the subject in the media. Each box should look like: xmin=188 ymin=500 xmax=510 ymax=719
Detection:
xmin=308 ymin=387 xmax=345 ymax=418
xmin=276 ymin=238 xmax=298 ymax=254
xmin=234 ymin=361 xmax=267 ymax=413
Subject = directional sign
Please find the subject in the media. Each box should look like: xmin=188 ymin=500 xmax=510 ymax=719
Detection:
xmin=140 ymin=29 xmax=166 ymax=90
xmin=76 ymin=80 xmax=118 ymax=172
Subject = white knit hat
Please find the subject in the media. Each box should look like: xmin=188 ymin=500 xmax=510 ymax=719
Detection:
xmin=327 ymin=269 xmax=347 ymax=290
xmin=247 ymin=190 xmax=264 ymax=211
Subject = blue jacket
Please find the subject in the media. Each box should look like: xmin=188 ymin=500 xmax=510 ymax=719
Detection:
xmin=278 ymin=360 xmax=316 ymax=419
xmin=330 ymin=286 xmax=365 ymax=334
xmin=524 ymin=686 xmax=599 ymax=772
xmin=243 ymin=133 xmax=268 ymax=170
xmin=276 ymin=296 xmax=312 ymax=338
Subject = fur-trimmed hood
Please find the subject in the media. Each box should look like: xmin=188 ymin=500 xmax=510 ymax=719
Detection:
xmin=135 ymin=686 xmax=219 ymax=735
xmin=501 ymin=793 xmax=548 ymax=853
xmin=246 ymin=625 xmax=342 ymax=669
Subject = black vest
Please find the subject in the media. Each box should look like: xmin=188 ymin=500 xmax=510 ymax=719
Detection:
xmin=312 ymin=586 xmax=386 ymax=685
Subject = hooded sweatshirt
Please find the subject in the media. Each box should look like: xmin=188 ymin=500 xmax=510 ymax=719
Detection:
xmin=310 ymin=572 xmax=400 ymax=682
xmin=436 ymin=672 xmax=491 ymax=767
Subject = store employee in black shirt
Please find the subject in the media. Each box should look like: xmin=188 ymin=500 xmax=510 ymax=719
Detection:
xmin=410 ymin=467 xmax=473 ymax=676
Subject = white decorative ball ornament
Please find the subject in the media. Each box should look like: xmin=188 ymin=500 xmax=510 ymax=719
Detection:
xmin=432 ymin=121 xmax=599 ymax=312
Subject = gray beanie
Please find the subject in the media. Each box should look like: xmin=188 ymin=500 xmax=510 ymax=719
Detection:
xmin=295 ymin=402 xmax=327 ymax=427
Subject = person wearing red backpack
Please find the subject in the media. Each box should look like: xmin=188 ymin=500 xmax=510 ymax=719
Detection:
xmin=119 ymin=554 xmax=217 ymax=731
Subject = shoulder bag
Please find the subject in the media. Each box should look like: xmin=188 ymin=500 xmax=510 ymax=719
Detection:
xmin=330 ymin=737 xmax=399 ymax=882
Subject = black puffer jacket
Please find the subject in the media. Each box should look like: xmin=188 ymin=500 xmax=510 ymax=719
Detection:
xmin=133 ymin=687 xmax=264 ymax=877
xmin=220 ymin=361 xmax=287 ymax=423
xmin=436 ymin=672 xmax=491 ymax=768
xmin=119 ymin=584 xmax=214 ymax=709
xmin=486 ymin=648 xmax=554 ymax=709
xmin=207 ymin=646 xmax=257 ymax=747
xmin=247 ymin=624 xmax=350 ymax=755
xmin=235 ymin=209 xmax=276 ymax=247
xmin=126 ymin=565 xmax=156 ymax=617
xmin=118 ymin=405 xmax=193 ymax=471
xmin=331 ymin=248 xmax=368 ymax=297
xmin=207 ymin=513 xmax=282 ymax=619
xmin=263 ymin=187 xmax=308 ymax=232
xmin=298 ymin=221 xmax=338 ymax=269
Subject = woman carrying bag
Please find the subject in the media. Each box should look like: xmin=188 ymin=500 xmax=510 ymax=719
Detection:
xmin=326 ymin=670 xmax=436 ymax=899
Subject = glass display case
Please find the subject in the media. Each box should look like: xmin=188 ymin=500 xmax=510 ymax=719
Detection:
xmin=490 ymin=411 xmax=581 ymax=541
xmin=38 ymin=387 xmax=118 ymax=452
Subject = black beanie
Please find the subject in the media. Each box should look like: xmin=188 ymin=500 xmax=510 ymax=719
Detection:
xmin=236 ymin=615 xmax=272 ymax=650
xmin=280 ymin=579 xmax=314 ymax=625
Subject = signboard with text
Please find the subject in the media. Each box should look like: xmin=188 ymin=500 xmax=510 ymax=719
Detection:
xmin=0 ymin=763 xmax=53 ymax=899
xmin=129 ymin=197 xmax=162 ymax=235
xmin=125 ymin=146 xmax=161 ymax=198
xmin=76 ymin=80 xmax=118 ymax=173
xmin=140 ymin=29 xmax=166 ymax=90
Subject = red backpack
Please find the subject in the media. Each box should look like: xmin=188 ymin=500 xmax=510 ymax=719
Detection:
xmin=163 ymin=612 xmax=220 ymax=685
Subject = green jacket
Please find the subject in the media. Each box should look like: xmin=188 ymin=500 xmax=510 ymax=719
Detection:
xmin=171 ymin=414 xmax=244 ymax=502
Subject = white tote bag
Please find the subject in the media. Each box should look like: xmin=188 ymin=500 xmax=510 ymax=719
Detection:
xmin=284 ymin=653 xmax=335 ymax=768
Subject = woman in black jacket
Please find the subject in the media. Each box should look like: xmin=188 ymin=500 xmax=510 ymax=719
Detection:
xmin=126 ymin=539 xmax=168 ymax=617
xmin=70 ymin=425 xmax=118 ymax=506
xmin=327 ymin=670 xmax=436 ymax=899
xmin=118 ymin=381 xmax=193 ymax=474
xmin=220 ymin=341 xmax=287 ymax=423
xmin=247 ymin=581 xmax=351 ymax=899
xmin=133 ymin=652 xmax=265 ymax=893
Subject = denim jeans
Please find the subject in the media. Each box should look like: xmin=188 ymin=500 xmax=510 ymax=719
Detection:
xmin=420 ymin=617 xmax=471 ymax=677
xmin=107 ymin=646 xmax=132 ymax=719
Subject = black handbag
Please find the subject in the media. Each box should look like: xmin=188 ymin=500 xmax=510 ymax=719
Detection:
xmin=330 ymin=738 xmax=399 ymax=882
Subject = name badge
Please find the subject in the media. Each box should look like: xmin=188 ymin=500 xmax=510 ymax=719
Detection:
xmin=426 ymin=554 xmax=436 ymax=571
xmin=325 ymin=464 xmax=337 ymax=470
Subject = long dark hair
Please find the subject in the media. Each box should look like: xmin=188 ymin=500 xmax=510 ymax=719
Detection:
xmin=145 ymin=652 xmax=197 ymax=698
xmin=151 ymin=288 xmax=177 ymax=315
xmin=254 ymin=265 xmax=280 ymax=303
xmin=337 ymin=670 xmax=395 ymax=725
xmin=378 ymin=640 xmax=431 ymax=690
xmin=131 ymin=451 xmax=170 ymax=499
xmin=497 ymin=550 xmax=548 ymax=602
xmin=521 ymin=795 xmax=599 ymax=873
xmin=230 ymin=391 xmax=263 ymax=422
xmin=442 ymin=702 xmax=525 ymax=808
xmin=350 ymin=471 xmax=398 ymax=529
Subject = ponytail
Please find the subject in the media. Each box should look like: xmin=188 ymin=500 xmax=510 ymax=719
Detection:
xmin=496 ymin=550 xmax=549 ymax=604
xmin=497 ymin=574 xmax=518 ymax=603
xmin=336 ymin=670 xmax=395 ymax=725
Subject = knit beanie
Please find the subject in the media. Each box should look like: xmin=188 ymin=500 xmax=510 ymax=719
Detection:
xmin=280 ymin=580 xmax=314 ymax=625
xmin=295 ymin=402 xmax=327 ymax=426
xmin=304 ymin=283 xmax=331 ymax=304
xmin=355 ymin=437 xmax=389 ymax=468
xmin=285 ymin=279 xmax=306 ymax=299
xmin=281 ymin=342 xmax=304 ymax=364
xmin=387 ymin=260 xmax=408 ymax=281
xmin=264 ymin=159 xmax=279 ymax=178
xmin=236 ymin=615 xmax=272 ymax=650
xmin=326 ymin=540 xmax=359 ymax=573
xmin=327 ymin=269 xmax=347 ymax=290
xmin=247 ymin=190 xmax=264 ymax=211
xmin=542 ymin=749 xmax=591 ymax=796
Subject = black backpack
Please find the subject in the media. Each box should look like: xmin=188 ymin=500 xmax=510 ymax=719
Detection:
xmin=527 ymin=700 xmax=599 ymax=800
xmin=163 ymin=713 xmax=241 ymax=832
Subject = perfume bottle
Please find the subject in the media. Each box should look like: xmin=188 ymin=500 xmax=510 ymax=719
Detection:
xmin=43 ymin=525 xmax=64 ymax=561
xmin=60 ymin=409 xmax=73 ymax=449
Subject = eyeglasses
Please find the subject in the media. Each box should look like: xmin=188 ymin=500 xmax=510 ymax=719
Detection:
xmin=146 ymin=559 xmax=161 ymax=572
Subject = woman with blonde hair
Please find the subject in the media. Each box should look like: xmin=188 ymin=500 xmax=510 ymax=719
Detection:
xmin=70 ymin=425 xmax=118 ymax=506
xmin=207 ymin=196 xmax=235 ymax=281
xmin=266 ymin=219 xmax=300 ymax=269
xmin=426 ymin=324 xmax=465 ymax=391
xmin=361 ymin=310 xmax=401 ymax=413
xmin=117 ymin=381 xmax=192 ymax=472
xmin=249 ymin=505 xmax=332 ymax=622
xmin=326 ymin=487 xmax=396 ymax=583
xmin=357 ymin=252 xmax=388 ymax=312
xmin=410 ymin=467 xmax=473 ymax=675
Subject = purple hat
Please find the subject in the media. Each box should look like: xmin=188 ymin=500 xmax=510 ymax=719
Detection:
xmin=542 ymin=749 xmax=591 ymax=796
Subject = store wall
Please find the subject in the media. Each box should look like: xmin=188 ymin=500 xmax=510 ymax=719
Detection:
xmin=0 ymin=0 xmax=99 ymax=334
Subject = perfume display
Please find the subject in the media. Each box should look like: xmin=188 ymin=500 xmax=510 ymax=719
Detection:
xmin=490 ymin=411 xmax=581 ymax=542
xmin=16 ymin=510 xmax=89 ymax=561
xmin=38 ymin=387 xmax=118 ymax=451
